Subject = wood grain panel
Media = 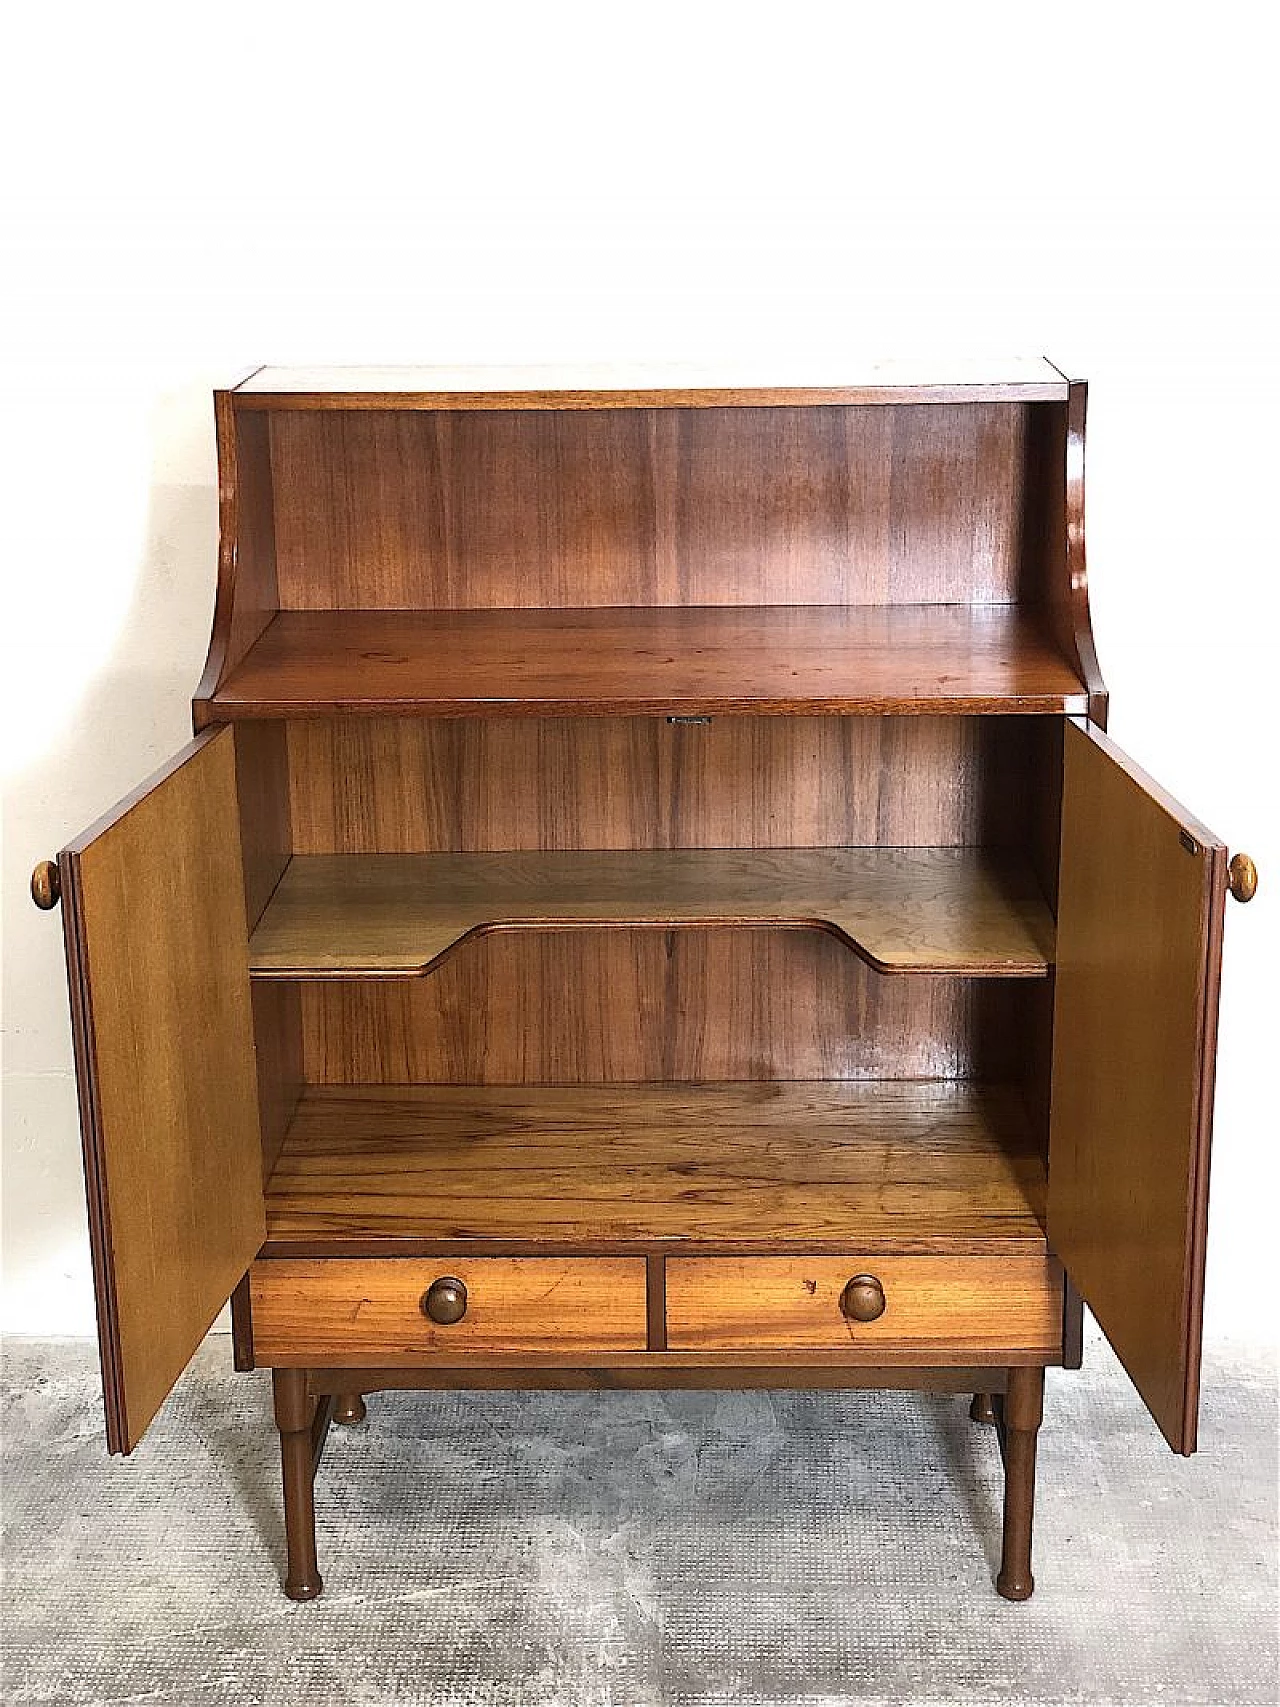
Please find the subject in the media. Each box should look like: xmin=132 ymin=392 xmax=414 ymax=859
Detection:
xmin=235 ymin=358 xmax=1069 ymax=406
xmin=249 ymin=849 xmax=1054 ymax=979
xmin=250 ymin=1257 xmax=648 ymax=1364
xmin=298 ymin=930 xmax=1029 ymax=1084
xmin=268 ymin=405 xmax=1037 ymax=610
xmin=201 ymin=605 xmax=1088 ymax=721
xmin=261 ymin=1082 xmax=1046 ymax=1256
xmin=272 ymin=408 xmax=655 ymax=608
xmin=58 ymin=729 xmax=265 ymax=1452
xmin=670 ymin=404 xmax=1031 ymax=607
xmin=1048 ymin=721 xmax=1225 ymax=1454
xmin=287 ymin=716 xmax=1041 ymax=854
xmin=666 ymin=1256 xmax=1062 ymax=1355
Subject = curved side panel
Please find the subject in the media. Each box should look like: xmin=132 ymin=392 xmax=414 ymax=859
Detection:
xmin=193 ymin=390 xmax=280 ymax=725
xmin=1063 ymin=380 xmax=1108 ymax=724
xmin=1043 ymin=370 xmax=1108 ymax=725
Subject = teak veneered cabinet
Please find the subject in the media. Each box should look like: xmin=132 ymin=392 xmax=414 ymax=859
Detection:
xmin=33 ymin=360 xmax=1255 ymax=1607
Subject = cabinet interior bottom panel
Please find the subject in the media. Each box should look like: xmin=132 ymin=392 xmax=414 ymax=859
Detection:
xmin=260 ymin=1080 xmax=1047 ymax=1256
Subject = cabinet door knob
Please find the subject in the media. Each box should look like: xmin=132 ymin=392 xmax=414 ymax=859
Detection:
xmin=840 ymin=1274 xmax=886 ymax=1323
xmin=31 ymin=859 xmax=61 ymax=910
xmin=421 ymin=1276 xmax=468 ymax=1325
xmin=1228 ymin=852 xmax=1258 ymax=903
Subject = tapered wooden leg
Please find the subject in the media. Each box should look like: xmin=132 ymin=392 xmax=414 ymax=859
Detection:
xmin=333 ymin=1393 xmax=367 ymax=1426
xmin=969 ymin=1392 xmax=998 ymax=1425
xmin=273 ymin=1369 xmax=323 ymax=1602
xmin=996 ymin=1365 xmax=1044 ymax=1602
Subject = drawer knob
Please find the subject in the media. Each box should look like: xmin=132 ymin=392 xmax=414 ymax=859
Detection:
xmin=30 ymin=859 xmax=61 ymax=910
xmin=421 ymin=1276 xmax=468 ymax=1326
xmin=1228 ymin=852 xmax=1258 ymax=903
xmin=840 ymin=1274 xmax=886 ymax=1323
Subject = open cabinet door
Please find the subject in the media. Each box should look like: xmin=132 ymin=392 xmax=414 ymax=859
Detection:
xmin=1048 ymin=720 xmax=1226 ymax=1454
xmin=58 ymin=727 xmax=265 ymax=1454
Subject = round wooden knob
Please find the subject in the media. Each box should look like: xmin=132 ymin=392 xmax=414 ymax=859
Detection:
xmin=1228 ymin=853 xmax=1258 ymax=904
xmin=421 ymin=1276 xmax=468 ymax=1325
xmin=840 ymin=1274 xmax=886 ymax=1323
xmin=30 ymin=860 xmax=61 ymax=910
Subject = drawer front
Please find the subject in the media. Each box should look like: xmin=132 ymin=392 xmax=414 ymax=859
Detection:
xmin=665 ymin=1256 xmax=1062 ymax=1359
xmin=251 ymin=1257 xmax=649 ymax=1364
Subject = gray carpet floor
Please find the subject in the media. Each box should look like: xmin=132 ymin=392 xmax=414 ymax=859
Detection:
xmin=1 ymin=1332 xmax=1276 ymax=1706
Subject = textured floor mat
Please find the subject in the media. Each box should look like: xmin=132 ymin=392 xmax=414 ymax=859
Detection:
xmin=2 ymin=1332 xmax=1276 ymax=1706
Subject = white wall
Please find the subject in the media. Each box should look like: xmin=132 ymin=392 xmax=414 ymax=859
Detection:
xmin=3 ymin=3 xmax=1276 ymax=1343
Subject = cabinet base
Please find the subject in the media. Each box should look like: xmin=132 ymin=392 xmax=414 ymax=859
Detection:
xmin=271 ymin=1362 xmax=1046 ymax=1604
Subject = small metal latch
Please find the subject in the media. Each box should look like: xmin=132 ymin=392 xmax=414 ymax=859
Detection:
xmin=1179 ymin=830 xmax=1200 ymax=856
xmin=666 ymin=716 xmax=712 ymax=726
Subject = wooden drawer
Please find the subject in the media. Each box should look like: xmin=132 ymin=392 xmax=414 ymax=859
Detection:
xmin=665 ymin=1256 xmax=1062 ymax=1361
xmin=251 ymin=1257 xmax=649 ymax=1365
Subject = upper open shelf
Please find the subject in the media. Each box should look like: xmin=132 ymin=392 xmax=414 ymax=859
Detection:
xmin=196 ymin=371 xmax=1105 ymax=722
xmin=248 ymin=847 xmax=1055 ymax=979
xmin=200 ymin=604 xmax=1088 ymax=721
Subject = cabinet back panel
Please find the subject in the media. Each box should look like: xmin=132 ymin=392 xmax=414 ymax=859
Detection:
xmin=298 ymin=930 xmax=1024 ymax=1085
xmin=287 ymin=716 xmax=1042 ymax=854
xmin=268 ymin=404 xmax=1051 ymax=610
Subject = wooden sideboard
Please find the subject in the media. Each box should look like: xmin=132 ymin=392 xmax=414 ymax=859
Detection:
xmin=32 ymin=361 xmax=1256 ymax=1606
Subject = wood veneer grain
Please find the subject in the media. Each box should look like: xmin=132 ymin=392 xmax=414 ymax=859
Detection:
xmin=251 ymin=1257 xmax=649 ymax=1363
xmin=286 ymin=716 xmax=1043 ymax=855
xmin=201 ymin=605 xmax=1088 ymax=721
xmin=665 ymin=1255 xmax=1062 ymax=1355
xmin=267 ymin=404 xmax=1040 ymax=610
xmin=298 ymin=931 xmax=1029 ymax=1085
xmin=59 ymin=729 xmax=265 ymax=1453
xmin=261 ymin=1082 xmax=1046 ymax=1256
xmin=1048 ymin=721 xmax=1225 ymax=1454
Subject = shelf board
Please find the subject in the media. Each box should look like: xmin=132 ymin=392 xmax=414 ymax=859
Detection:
xmin=202 ymin=605 xmax=1088 ymax=720
xmin=262 ymin=1081 xmax=1047 ymax=1256
xmin=248 ymin=849 xmax=1055 ymax=980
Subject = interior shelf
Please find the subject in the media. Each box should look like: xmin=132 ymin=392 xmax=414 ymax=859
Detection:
xmin=261 ymin=1081 xmax=1048 ymax=1256
xmin=248 ymin=848 xmax=1055 ymax=980
xmin=202 ymin=604 xmax=1089 ymax=720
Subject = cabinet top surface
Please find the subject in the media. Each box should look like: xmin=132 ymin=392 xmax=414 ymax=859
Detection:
xmin=233 ymin=358 xmax=1070 ymax=409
